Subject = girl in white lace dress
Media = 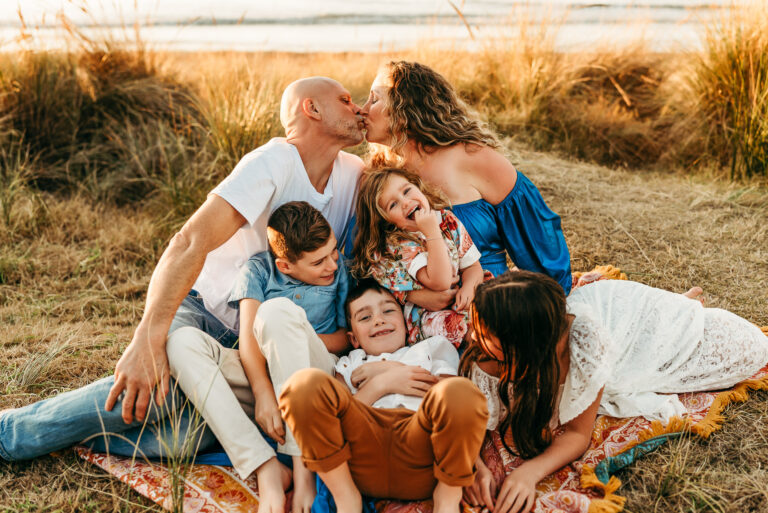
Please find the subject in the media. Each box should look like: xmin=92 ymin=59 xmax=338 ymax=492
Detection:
xmin=460 ymin=271 xmax=768 ymax=513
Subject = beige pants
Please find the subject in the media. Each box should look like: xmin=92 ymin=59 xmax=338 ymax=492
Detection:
xmin=166 ymin=297 xmax=337 ymax=479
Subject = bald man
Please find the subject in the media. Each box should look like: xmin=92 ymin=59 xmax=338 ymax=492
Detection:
xmin=0 ymin=78 xmax=364 ymax=506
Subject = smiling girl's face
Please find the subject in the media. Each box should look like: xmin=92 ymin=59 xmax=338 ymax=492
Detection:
xmin=377 ymin=174 xmax=431 ymax=232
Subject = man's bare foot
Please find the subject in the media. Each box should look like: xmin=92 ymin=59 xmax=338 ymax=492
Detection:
xmin=433 ymin=481 xmax=462 ymax=513
xmin=291 ymin=456 xmax=316 ymax=513
xmin=256 ymin=457 xmax=288 ymax=513
xmin=683 ymin=286 xmax=705 ymax=305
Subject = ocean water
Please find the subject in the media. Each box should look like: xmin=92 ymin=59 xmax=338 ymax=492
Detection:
xmin=0 ymin=0 xmax=735 ymax=52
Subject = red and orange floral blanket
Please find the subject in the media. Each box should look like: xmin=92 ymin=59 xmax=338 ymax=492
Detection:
xmin=77 ymin=267 xmax=768 ymax=513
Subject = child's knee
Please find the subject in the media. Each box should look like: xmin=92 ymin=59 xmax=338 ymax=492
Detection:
xmin=255 ymin=298 xmax=307 ymax=335
xmin=166 ymin=326 xmax=217 ymax=375
xmin=424 ymin=377 xmax=488 ymax=429
xmin=257 ymin=297 xmax=305 ymax=321
xmin=279 ymin=369 xmax=340 ymax=420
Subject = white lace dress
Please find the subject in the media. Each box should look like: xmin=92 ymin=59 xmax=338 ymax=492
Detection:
xmin=472 ymin=279 xmax=768 ymax=428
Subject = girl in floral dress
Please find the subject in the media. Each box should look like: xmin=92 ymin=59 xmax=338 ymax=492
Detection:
xmin=352 ymin=167 xmax=489 ymax=347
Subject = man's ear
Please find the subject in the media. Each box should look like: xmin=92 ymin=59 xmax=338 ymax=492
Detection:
xmin=347 ymin=331 xmax=360 ymax=349
xmin=275 ymin=257 xmax=293 ymax=274
xmin=301 ymin=97 xmax=321 ymax=120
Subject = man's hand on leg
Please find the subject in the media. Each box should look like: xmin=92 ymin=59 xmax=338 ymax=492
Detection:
xmin=105 ymin=324 xmax=170 ymax=424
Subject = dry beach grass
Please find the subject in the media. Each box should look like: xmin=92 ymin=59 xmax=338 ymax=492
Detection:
xmin=1 ymin=3 xmax=768 ymax=511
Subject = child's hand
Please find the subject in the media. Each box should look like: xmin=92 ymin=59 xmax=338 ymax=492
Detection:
xmin=495 ymin=468 xmax=537 ymax=513
xmin=463 ymin=458 xmax=497 ymax=509
xmin=385 ymin=365 xmax=439 ymax=396
xmin=350 ymin=360 xmax=404 ymax=389
xmin=413 ymin=206 xmax=440 ymax=238
xmin=253 ymin=389 xmax=285 ymax=445
xmin=454 ymin=284 xmax=475 ymax=311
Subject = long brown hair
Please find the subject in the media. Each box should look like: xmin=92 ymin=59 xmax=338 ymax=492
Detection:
xmin=351 ymin=167 xmax=448 ymax=278
xmin=459 ymin=271 xmax=568 ymax=459
xmin=368 ymin=60 xmax=500 ymax=167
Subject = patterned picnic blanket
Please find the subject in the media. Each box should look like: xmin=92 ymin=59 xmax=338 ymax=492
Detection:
xmin=77 ymin=266 xmax=768 ymax=513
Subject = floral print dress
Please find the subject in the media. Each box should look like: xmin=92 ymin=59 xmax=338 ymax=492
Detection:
xmin=371 ymin=209 xmax=488 ymax=347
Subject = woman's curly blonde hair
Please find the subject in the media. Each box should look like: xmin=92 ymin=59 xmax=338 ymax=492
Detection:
xmin=368 ymin=61 xmax=500 ymax=168
xmin=351 ymin=167 xmax=448 ymax=279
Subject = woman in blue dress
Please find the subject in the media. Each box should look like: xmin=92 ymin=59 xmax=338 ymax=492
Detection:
xmin=358 ymin=61 xmax=572 ymax=301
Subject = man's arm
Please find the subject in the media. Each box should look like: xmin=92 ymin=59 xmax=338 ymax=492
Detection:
xmin=106 ymin=194 xmax=247 ymax=423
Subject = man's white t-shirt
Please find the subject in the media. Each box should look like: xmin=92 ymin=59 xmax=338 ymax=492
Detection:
xmin=334 ymin=336 xmax=460 ymax=411
xmin=192 ymin=138 xmax=363 ymax=332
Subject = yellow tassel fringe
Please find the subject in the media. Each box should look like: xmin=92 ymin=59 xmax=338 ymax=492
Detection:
xmin=581 ymin=466 xmax=626 ymax=513
xmin=572 ymin=265 xmax=628 ymax=283
xmin=581 ymin=338 xmax=768 ymax=513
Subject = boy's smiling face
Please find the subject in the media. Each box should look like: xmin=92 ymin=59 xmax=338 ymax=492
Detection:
xmin=274 ymin=233 xmax=339 ymax=286
xmin=347 ymin=288 xmax=407 ymax=356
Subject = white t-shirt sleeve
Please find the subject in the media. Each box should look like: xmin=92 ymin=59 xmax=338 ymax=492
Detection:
xmin=211 ymin=146 xmax=289 ymax=227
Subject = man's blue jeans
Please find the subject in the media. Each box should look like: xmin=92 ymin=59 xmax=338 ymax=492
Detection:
xmin=0 ymin=291 xmax=238 ymax=462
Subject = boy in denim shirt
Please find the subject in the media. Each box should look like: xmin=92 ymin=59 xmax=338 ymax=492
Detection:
xmin=166 ymin=201 xmax=349 ymax=513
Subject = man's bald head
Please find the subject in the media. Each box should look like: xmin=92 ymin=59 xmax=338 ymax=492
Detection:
xmin=280 ymin=76 xmax=341 ymax=130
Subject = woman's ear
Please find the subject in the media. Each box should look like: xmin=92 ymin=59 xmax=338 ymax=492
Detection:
xmin=302 ymin=97 xmax=322 ymax=120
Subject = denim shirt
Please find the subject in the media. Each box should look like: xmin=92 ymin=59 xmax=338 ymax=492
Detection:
xmin=228 ymin=251 xmax=348 ymax=334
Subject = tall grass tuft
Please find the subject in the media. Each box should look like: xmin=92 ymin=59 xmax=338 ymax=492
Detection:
xmin=689 ymin=3 xmax=768 ymax=179
xmin=0 ymin=139 xmax=36 ymax=230
xmin=199 ymin=67 xmax=284 ymax=170
xmin=0 ymin=19 xmax=208 ymax=204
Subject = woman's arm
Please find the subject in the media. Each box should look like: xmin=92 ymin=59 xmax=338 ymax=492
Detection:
xmin=454 ymin=261 xmax=484 ymax=311
xmin=238 ymin=298 xmax=286 ymax=445
xmin=494 ymin=388 xmax=603 ymax=513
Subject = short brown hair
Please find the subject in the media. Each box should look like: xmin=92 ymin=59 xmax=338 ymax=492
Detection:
xmin=344 ymin=278 xmax=398 ymax=327
xmin=267 ymin=201 xmax=332 ymax=263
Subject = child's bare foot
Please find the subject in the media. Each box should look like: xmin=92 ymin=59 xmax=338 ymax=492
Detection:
xmin=256 ymin=457 xmax=288 ymax=513
xmin=291 ymin=456 xmax=316 ymax=513
xmin=318 ymin=463 xmax=362 ymax=513
xmin=683 ymin=286 xmax=705 ymax=305
xmin=433 ymin=481 xmax=462 ymax=513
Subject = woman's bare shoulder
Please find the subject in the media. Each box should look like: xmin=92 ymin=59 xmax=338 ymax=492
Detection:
xmin=459 ymin=145 xmax=518 ymax=204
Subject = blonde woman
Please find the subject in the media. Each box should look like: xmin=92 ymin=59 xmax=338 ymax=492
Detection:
xmin=360 ymin=61 xmax=572 ymax=303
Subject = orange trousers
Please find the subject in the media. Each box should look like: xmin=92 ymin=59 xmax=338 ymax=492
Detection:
xmin=279 ymin=369 xmax=488 ymax=500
